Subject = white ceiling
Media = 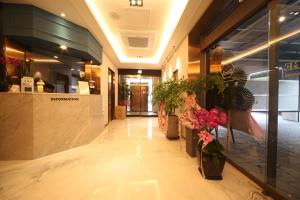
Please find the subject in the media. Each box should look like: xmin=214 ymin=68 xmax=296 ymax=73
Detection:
xmin=1 ymin=0 xmax=212 ymax=69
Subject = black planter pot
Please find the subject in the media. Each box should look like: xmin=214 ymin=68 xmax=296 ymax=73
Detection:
xmin=197 ymin=149 xmax=226 ymax=180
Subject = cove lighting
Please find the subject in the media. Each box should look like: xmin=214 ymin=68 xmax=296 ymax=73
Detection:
xmin=222 ymin=28 xmax=300 ymax=65
xmin=32 ymin=59 xmax=60 ymax=63
xmin=85 ymin=0 xmax=188 ymax=64
xmin=5 ymin=47 xmax=24 ymax=54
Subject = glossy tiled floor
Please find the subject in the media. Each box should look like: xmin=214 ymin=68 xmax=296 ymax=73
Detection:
xmin=0 ymin=118 xmax=271 ymax=200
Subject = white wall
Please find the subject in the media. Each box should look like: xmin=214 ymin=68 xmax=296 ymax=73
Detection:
xmin=101 ymin=53 xmax=118 ymax=125
xmin=162 ymin=36 xmax=188 ymax=81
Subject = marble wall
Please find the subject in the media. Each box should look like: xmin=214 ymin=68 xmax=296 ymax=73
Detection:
xmin=0 ymin=93 xmax=104 ymax=160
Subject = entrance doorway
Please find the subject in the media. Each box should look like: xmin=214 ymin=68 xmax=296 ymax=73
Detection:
xmin=119 ymin=75 xmax=160 ymax=116
xmin=108 ymin=68 xmax=115 ymax=122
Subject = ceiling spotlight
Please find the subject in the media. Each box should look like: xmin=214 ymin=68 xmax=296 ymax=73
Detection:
xmin=60 ymin=13 xmax=66 ymax=17
xmin=290 ymin=11 xmax=295 ymax=15
xmin=294 ymin=12 xmax=299 ymax=15
xmin=138 ymin=69 xmax=142 ymax=74
xmin=53 ymin=56 xmax=58 ymax=59
xmin=130 ymin=0 xmax=143 ymax=7
xmin=60 ymin=45 xmax=67 ymax=50
xmin=278 ymin=16 xmax=286 ymax=22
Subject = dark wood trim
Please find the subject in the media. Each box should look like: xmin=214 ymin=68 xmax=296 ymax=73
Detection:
xmin=266 ymin=0 xmax=280 ymax=187
xmin=118 ymin=69 xmax=161 ymax=76
xmin=189 ymin=0 xmax=236 ymax=47
xmin=0 ymin=3 xmax=5 ymax=81
xmin=199 ymin=50 xmax=210 ymax=108
xmin=199 ymin=0 xmax=268 ymax=51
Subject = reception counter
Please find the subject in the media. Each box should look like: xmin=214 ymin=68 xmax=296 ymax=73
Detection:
xmin=0 ymin=93 xmax=104 ymax=160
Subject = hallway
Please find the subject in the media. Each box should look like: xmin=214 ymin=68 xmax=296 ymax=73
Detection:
xmin=0 ymin=118 xmax=270 ymax=200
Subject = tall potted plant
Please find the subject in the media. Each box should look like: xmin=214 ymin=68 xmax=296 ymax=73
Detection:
xmin=180 ymin=75 xmax=225 ymax=157
xmin=153 ymin=79 xmax=185 ymax=139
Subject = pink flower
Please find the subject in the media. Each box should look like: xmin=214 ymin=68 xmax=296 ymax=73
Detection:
xmin=198 ymin=130 xmax=214 ymax=148
xmin=219 ymin=112 xmax=227 ymax=125
xmin=209 ymin=108 xmax=219 ymax=115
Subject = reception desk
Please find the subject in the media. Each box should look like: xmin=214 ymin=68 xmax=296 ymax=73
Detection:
xmin=0 ymin=93 xmax=104 ymax=160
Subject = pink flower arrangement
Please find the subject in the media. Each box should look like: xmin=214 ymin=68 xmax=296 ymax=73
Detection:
xmin=0 ymin=57 xmax=21 ymax=67
xmin=180 ymin=94 xmax=227 ymax=148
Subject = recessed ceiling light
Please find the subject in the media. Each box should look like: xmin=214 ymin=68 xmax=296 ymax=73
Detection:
xmin=290 ymin=11 xmax=295 ymax=15
xmin=294 ymin=12 xmax=299 ymax=15
xmin=60 ymin=45 xmax=67 ymax=50
xmin=130 ymin=0 xmax=143 ymax=7
xmin=138 ymin=69 xmax=142 ymax=74
xmin=53 ymin=56 xmax=58 ymax=59
xmin=279 ymin=16 xmax=286 ymax=22
xmin=60 ymin=13 xmax=66 ymax=17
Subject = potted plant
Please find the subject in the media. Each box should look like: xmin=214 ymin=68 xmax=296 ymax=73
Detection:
xmin=180 ymin=75 xmax=225 ymax=157
xmin=153 ymin=79 xmax=186 ymax=139
xmin=119 ymin=83 xmax=128 ymax=106
xmin=152 ymin=81 xmax=168 ymax=132
xmin=181 ymin=106 xmax=227 ymax=180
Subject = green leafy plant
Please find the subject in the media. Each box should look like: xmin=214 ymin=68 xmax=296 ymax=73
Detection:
xmin=119 ymin=83 xmax=129 ymax=105
xmin=182 ymin=74 xmax=225 ymax=95
xmin=152 ymin=79 xmax=186 ymax=114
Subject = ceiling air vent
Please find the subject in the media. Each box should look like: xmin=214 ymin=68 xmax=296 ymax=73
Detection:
xmin=128 ymin=37 xmax=149 ymax=48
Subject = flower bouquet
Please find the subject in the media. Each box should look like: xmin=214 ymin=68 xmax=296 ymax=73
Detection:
xmin=180 ymin=103 xmax=227 ymax=180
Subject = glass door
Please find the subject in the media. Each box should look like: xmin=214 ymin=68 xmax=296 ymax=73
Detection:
xmin=119 ymin=74 xmax=160 ymax=116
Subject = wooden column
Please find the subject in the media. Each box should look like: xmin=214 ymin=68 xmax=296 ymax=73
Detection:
xmin=266 ymin=0 xmax=280 ymax=186
xmin=0 ymin=3 xmax=5 ymax=81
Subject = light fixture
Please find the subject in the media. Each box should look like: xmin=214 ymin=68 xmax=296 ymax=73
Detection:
xmin=279 ymin=16 xmax=286 ymax=22
xmin=294 ymin=12 xmax=299 ymax=16
xmin=138 ymin=69 xmax=142 ymax=74
xmin=59 ymin=45 xmax=67 ymax=50
xmin=130 ymin=0 xmax=143 ymax=7
xmin=53 ymin=56 xmax=58 ymax=59
xmin=60 ymin=13 xmax=66 ymax=17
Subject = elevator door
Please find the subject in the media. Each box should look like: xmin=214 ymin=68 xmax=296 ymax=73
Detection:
xmin=130 ymin=84 xmax=148 ymax=113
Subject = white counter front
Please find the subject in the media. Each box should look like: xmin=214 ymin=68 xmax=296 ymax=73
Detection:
xmin=0 ymin=93 xmax=104 ymax=160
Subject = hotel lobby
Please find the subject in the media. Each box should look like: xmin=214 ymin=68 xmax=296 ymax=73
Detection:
xmin=0 ymin=0 xmax=299 ymax=199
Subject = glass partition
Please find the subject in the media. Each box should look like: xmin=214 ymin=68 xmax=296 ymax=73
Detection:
xmin=207 ymin=1 xmax=300 ymax=199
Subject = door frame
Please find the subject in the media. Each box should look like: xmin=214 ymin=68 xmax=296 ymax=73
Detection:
xmin=108 ymin=68 xmax=115 ymax=122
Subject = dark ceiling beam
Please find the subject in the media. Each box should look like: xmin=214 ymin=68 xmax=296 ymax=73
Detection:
xmin=199 ymin=0 xmax=268 ymax=51
xmin=188 ymin=0 xmax=234 ymax=47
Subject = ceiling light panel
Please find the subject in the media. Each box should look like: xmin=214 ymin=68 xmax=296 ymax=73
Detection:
xmin=85 ymin=0 xmax=189 ymax=64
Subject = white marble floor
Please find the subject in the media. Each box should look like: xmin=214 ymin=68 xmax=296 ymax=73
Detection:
xmin=0 ymin=117 xmax=272 ymax=200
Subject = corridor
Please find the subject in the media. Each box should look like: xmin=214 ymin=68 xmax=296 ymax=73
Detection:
xmin=0 ymin=118 xmax=270 ymax=200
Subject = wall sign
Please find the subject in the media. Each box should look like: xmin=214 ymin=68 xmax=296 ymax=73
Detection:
xmin=50 ymin=97 xmax=79 ymax=101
